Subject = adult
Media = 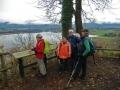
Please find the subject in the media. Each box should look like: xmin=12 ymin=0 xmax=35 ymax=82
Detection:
xmin=56 ymin=36 xmax=71 ymax=74
xmin=67 ymin=29 xmax=80 ymax=72
xmin=31 ymin=34 xmax=47 ymax=78
xmin=70 ymin=29 xmax=90 ymax=80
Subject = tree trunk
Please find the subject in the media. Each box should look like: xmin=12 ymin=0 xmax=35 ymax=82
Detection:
xmin=75 ymin=0 xmax=83 ymax=35
xmin=61 ymin=0 xmax=73 ymax=36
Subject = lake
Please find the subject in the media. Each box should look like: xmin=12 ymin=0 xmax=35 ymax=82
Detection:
xmin=0 ymin=32 xmax=97 ymax=50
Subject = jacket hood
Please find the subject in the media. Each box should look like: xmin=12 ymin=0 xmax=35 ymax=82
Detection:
xmin=81 ymin=34 xmax=89 ymax=40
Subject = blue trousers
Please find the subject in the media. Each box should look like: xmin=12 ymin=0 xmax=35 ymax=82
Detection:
xmin=72 ymin=56 xmax=87 ymax=79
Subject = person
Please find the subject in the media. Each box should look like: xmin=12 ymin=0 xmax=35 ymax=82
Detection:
xmin=56 ymin=36 xmax=71 ymax=74
xmin=31 ymin=34 xmax=47 ymax=78
xmin=67 ymin=29 xmax=80 ymax=72
xmin=70 ymin=28 xmax=90 ymax=81
xmin=74 ymin=33 xmax=80 ymax=39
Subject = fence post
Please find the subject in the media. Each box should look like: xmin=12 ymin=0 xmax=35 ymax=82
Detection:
xmin=0 ymin=55 xmax=8 ymax=85
xmin=18 ymin=58 xmax=24 ymax=78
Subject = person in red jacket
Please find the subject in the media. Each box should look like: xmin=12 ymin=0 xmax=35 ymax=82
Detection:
xmin=56 ymin=36 xmax=71 ymax=74
xmin=31 ymin=34 xmax=47 ymax=78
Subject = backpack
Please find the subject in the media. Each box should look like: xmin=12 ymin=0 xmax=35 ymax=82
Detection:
xmin=44 ymin=40 xmax=51 ymax=54
xmin=78 ymin=37 xmax=96 ymax=64
xmin=88 ymin=39 xmax=96 ymax=56
xmin=88 ymin=38 xmax=96 ymax=64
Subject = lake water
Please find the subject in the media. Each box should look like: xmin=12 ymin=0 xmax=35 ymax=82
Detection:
xmin=0 ymin=32 xmax=97 ymax=50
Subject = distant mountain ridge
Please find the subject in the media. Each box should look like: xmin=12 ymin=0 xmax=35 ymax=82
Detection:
xmin=0 ymin=22 xmax=120 ymax=30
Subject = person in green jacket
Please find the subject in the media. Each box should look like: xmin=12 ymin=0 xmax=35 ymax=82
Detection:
xmin=70 ymin=28 xmax=90 ymax=81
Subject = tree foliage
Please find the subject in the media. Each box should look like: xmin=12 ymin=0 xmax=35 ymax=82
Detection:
xmin=61 ymin=0 xmax=73 ymax=36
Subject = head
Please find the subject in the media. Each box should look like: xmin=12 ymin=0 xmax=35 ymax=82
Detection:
xmin=36 ymin=34 xmax=43 ymax=40
xmin=74 ymin=33 xmax=80 ymax=38
xmin=62 ymin=36 xmax=67 ymax=42
xmin=68 ymin=29 xmax=74 ymax=36
xmin=81 ymin=29 xmax=89 ymax=36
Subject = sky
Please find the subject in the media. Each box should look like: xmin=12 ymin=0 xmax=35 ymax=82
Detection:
xmin=0 ymin=0 xmax=120 ymax=24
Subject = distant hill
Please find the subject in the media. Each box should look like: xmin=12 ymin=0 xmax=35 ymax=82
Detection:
xmin=0 ymin=22 xmax=61 ymax=30
xmin=82 ymin=23 xmax=120 ymax=30
xmin=0 ymin=22 xmax=120 ymax=30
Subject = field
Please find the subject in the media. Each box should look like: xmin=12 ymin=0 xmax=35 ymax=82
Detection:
xmin=90 ymin=29 xmax=117 ymax=41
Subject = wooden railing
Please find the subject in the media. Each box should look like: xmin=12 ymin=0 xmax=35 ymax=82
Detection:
xmin=0 ymin=47 xmax=120 ymax=85
xmin=0 ymin=44 xmax=57 ymax=85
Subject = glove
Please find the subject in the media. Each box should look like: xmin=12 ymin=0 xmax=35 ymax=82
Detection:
xmin=78 ymin=53 xmax=82 ymax=57
xmin=78 ymin=53 xmax=86 ymax=58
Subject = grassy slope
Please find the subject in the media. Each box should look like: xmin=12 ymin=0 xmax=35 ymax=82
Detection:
xmin=90 ymin=30 xmax=116 ymax=41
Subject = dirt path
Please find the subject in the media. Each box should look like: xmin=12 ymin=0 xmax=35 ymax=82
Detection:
xmin=3 ymin=57 xmax=120 ymax=90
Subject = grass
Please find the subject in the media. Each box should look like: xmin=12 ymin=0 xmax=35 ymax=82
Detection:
xmin=90 ymin=29 xmax=117 ymax=36
xmin=90 ymin=29 xmax=118 ymax=42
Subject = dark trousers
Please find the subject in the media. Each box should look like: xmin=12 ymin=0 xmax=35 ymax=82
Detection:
xmin=59 ymin=58 xmax=68 ymax=72
xmin=72 ymin=56 xmax=87 ymax=79
xmin=70 ymin=55 xmax=78 ymax=72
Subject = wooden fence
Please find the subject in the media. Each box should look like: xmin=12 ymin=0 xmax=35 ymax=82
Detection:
xmin=0 ymin=48 xmax=120 ymax=85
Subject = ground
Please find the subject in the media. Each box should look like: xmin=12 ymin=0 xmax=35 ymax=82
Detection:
xmin=1 ymin=57 xmax=120 ymax=90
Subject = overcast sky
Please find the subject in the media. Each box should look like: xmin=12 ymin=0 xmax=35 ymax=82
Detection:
xmin=0 ymin=0 xmax=120 ymax=24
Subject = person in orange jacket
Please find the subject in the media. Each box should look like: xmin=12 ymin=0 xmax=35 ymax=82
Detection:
xmin=31 ymin=34 xmax=47 ymax=78
xmin=56 ymin=36 xmax=71 ymax=74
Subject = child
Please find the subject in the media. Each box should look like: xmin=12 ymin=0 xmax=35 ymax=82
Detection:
xmin=31 ymin=34 xmax=47 ymax=78
xmin=56 ymin=36 xmax=71 ymax=74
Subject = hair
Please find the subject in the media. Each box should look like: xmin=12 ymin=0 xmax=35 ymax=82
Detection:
xmin=74 ymin=33 xmax=80 ymax=38
xmin=62 ymin=36 xmax=67 ymax=39
xmin=69 ymin=29 xmax=74 ymax=32
xmin=36 ymin=34 xmax=43 ymax=38
xmin=81 ymin=28 xmax=89 ymax=33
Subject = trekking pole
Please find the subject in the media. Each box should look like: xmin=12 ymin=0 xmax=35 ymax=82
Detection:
xmin=57 ymin=58 xmax=62 ymax=67
xmin=93 ymin=54 xmax=95 ymax=64
xmin=65 ymin=58 xmax=80 ymax=89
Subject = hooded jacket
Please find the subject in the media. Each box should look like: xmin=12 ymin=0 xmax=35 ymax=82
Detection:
xmin=31 ymin=39 xmax=45 ymax=59
xmin=78 ymin=35 xmax=90 ymax=56
xmin=67 ymin=35 xmax=80 ymax=56
xmin=56 ymin=41 xmax=71 ymax=59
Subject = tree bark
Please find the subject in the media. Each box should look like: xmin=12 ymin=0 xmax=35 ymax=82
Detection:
xmin=75 ymin=0 xmax=83 ymax=35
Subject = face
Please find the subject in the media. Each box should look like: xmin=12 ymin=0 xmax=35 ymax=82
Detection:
xmin=68 ymin=31 xmax=73 ymax=36
xmin=36 ymin=37 xmax=40 ymax=41
xmin=62 ymin=37 xmax=67 ymax=42
xmin=81 ymin=32 xmax=86 ymax=36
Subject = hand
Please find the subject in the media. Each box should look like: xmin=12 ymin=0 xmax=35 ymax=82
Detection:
xmin=78 ymin=53 xmax=82 ymax=57
xmin=78 ymin=53 xmax=86 ymax=58
xmin=28 ymin=50 xmax=32 ymax=52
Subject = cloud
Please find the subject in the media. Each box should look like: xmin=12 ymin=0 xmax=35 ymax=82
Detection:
xmin=0 ymin=0 xmax=120 ymax=24
xmin=0 ymin=0 xmax=51 ymax=24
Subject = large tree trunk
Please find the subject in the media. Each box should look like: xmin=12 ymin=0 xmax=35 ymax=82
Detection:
xmin=61 ymin=0 xmax=73 ymax=36
xmin=75 ymin=0 xmax=83 ymax=35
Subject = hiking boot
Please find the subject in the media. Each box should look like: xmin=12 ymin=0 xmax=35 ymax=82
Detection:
xmin=78 ymin=76 xmax=85 ymax=80
xmin=64 ymin=71 xmax=67 ymax=74
xmin=80 ymin=78 xmax=85 ymax=80
xmin=70 ymin=77 xmax=75 ymax=81
xmin=36 ymin=74 xmax=46 ymax=78
xmin=59 ymin=71 xmax=62 ymax=74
